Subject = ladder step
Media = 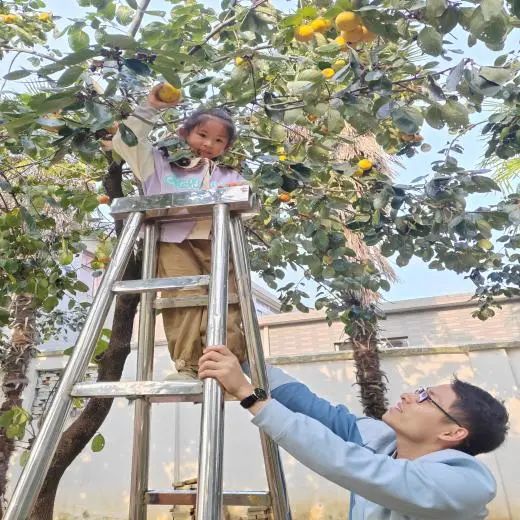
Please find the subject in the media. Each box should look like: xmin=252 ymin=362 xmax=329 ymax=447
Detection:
xmin=145 ymin=490 xmax=270 ymax=506
xmin=153 ymin=293 xmax=239 ymax=309
xmin=112 ymin=275 xmax=209 ymax=294
xmin=71 ymin=381 xmax=202 ymax=403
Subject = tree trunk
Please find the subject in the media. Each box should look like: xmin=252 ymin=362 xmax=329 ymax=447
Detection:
xmin=27 ymin=160 xmax=141 ymax=520
xmin=29 ymin=283 xmax=140 ymax=519
xmin=352 ymin=332 xmax=388 ymax=419
xmin=0 ymin=295 xmax=37 ymax=519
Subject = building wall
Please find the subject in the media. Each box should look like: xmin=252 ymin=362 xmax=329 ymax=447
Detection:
xmin=258 ymin=293 xmax=520 ymax=357
xmin=6 ymin=342 xmax=519 ymax=520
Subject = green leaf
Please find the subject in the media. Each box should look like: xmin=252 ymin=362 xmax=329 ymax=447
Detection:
xmin=151 ymin=64 xmax=181 ymax=87
xmin=19 ymin=450 xmax=30 ymax=467
xmin=479 ymin=66 xmax=513 ymax=85
xmin=85 ymin=100 xmax=113 ymax=128
xmin=42 ymin=296 xmax=59 ymax=313
xmin=124 ymin=59 xmax=151 ymax=76
xmin=425 ymin=0 xmax=447 ymax=19
xmin=481 ymin=0 xmax=504 ymax=20
xmin=126 ymin=0 xmax=138 ymax=8
xmin=98 ymin=33 xmax=138 ymax=49
xmin=59 ymin=49 xmax=99 ymax=66
xmin=101 ymin=1 xmax=116 ymax=19
xmin=395 ymin=254 xmax=411 ymax=267
xmin=116 ymin=4 xmax=135 ymax=25
xmin=91 ymin=433 xmax=105 ymax=452
xmin=3 ymin=70 xmax=32 ymax=80
xmin=298 ymin=6 xmax=318 ymax=18
xmin=379 ymin=279 xmax=391 ymax=291
xmin=477 ymin=238 xmax=493 ymax=250
xmin=509 ymin=0 xmax=520 ymax=17
xmin=57 ymin=66 xmax=84 ymax=87
xmin=34 ymin=92 xmax=79 ymax=115
xmin=75 ymin=281 xmax=90 ymax=292
xmin=441 ymin=100 xmax=469 ymax=129
xmin=445 ymin=59 xmax=465 ymax=91
xmin=68 ymin=28 xmax=90 ymax=51
xmin=119 ymin=123 xmax=138 ymax=147
xmin=59 ymin=250 xmax=74 ymax=265
xmin=391 ymin=107 xmax=424 ymax=134
xmin=469 ymin=8 xmax=508 ymax=44
xmin=437 ymin=7 xmax=458 ymax=33
xmin=470 ymin=175 xmax=501 ymax=192
xmin=316 ymin=43 xmax=342 ymax=54
xmin=417 ymin=27 xmax=443 ymax=56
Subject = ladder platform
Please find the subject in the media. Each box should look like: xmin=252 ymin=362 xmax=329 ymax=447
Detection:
xmin=71 ymin=381 xmax=203 ymax=403
xmin=112 ymin=275 xmax=209 ymax=294
xmin=110 ymin=185 xmax=256 ymax=220
xmin=145 ymin=489 xmax=270 ymax=506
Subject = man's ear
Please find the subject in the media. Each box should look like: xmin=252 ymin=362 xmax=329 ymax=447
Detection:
xmin=178 ymin=127 xmax=187 ymax=139
xmin=439 ymin=426 xmax=469 ymax=447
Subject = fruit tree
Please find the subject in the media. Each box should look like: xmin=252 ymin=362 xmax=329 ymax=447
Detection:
xmin=0 ymin=0 xmax=519 ymax=516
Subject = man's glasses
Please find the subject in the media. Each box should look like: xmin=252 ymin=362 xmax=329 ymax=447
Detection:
xmin=415 ymin=387 xmax=463 ymax=427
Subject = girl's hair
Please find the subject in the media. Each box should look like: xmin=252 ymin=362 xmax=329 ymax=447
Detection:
xmin=182 ymin=108 xmax=237 ymax=145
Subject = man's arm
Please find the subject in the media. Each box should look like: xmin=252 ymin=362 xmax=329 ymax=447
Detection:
xmin=244 ymin=358 xmax=361 ymax=443
xmin=252 ymin=400 xmax=495 ymax=518
xmin=200 ymin=347 xmax=494 ymax=517
xmin=267 ymin=364 xmax=361 ymax=444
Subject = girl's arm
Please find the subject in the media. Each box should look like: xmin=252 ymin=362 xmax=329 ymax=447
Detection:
xmin=112 ymin=84 xmax=179 ymax=182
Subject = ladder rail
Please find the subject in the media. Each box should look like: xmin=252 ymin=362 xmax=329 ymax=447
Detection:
xmin=230 ymin=216 xmax=292 ymax=520
xmin=196 ymin=203 xmax=230 ymax=520
xmin=129 ymin=222 xmax=158 ymax=519
xmin=5 ymin=188 xmax=293 ymax=520
xmin=3 ymin=211 xmax=145 ymax=520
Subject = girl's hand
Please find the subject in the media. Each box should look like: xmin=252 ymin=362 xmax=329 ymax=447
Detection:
xmin=147 ymin=83 xmax=180 ymax=110
xmin=199 ymin=346 xmax=253 ymax=400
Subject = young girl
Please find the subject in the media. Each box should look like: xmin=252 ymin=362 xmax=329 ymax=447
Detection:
xmin=112 ymin=83 xmax=247 ymax=380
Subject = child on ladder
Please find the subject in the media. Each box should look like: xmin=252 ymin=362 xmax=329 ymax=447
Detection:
xmin=112 ymin=83 xmax=247 ymax=380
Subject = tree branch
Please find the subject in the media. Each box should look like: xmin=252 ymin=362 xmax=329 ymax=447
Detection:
xmin=188 ymin=0 xmax=268 ymax=56
xmin=0 ymin=46 xmax=59 ymax=63
xmin=127 ymin=0 xmax=153 ymax=38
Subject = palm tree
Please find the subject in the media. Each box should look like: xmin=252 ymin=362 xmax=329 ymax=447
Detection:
xmin=288 ymin=123 xmax=397 ymax=418
xmin=0 ymin=294 xmax=36 ymax=516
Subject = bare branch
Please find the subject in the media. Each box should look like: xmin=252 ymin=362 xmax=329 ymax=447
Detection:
xmin=127 ymin=0 xmax=153 ymax=38
xmin=0 ymin=46 xmax=60 ymax=63
xmin=189 ymin=0 xmax=268 ymax=56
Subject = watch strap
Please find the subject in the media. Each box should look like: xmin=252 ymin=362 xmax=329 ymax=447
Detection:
xmin=240 ymin=388 xmax=267 ymax=409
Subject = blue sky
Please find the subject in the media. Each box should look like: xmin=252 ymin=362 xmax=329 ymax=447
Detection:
xmin=5 ymin=0 xmax=517 ymax=302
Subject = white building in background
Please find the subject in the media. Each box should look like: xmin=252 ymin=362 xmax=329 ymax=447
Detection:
xmin=3 ymin=248 xmax=520 ymax=520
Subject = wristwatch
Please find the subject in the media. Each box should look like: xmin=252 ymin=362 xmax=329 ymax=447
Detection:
xmin=240 ymin=388 xmax=268 ymax=409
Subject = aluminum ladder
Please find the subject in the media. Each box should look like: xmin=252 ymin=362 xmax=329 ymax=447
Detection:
xmin=5 ymin=185 xmax=291 ymax=520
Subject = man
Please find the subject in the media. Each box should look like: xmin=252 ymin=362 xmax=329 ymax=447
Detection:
xmin=199 ymin=346 xmax=509 ymax=520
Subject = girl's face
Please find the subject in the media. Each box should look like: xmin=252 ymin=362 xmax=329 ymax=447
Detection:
xmin=184 ymin=117 xmax=230 ymax=159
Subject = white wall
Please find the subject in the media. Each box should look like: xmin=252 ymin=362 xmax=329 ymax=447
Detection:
xmin=5 ymin=343 xmax=519 ymax=520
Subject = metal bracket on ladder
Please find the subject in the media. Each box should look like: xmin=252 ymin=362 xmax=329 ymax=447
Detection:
xmin=4 ymin=186 xmax=291 ymax=520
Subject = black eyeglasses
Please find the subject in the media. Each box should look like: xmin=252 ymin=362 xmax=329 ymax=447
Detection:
xmin=415 ymin=387 xmax=463 ymax=427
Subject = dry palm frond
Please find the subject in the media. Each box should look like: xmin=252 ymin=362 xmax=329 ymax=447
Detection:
xmin=22 ymin=78 xmax=56 ymax=95
xmin=290 ymin=123 xmax=398 ymax=304
xmin=335 ymin=123 xmax=397 ymax=176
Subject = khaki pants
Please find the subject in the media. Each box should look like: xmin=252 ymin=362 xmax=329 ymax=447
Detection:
xmin=157 ymin=240 xmax=246 ymax=372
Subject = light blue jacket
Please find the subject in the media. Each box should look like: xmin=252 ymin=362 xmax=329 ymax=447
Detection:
xmin=253 ymin=365 xmax=496 ymax=519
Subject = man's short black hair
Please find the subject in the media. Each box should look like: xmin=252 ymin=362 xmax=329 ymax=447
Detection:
xmin=450 ymin=378 xmax=509 ymax=456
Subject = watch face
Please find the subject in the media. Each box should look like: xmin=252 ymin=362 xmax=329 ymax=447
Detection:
xmin=254 ymin=388 xmax=268 ymax=400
